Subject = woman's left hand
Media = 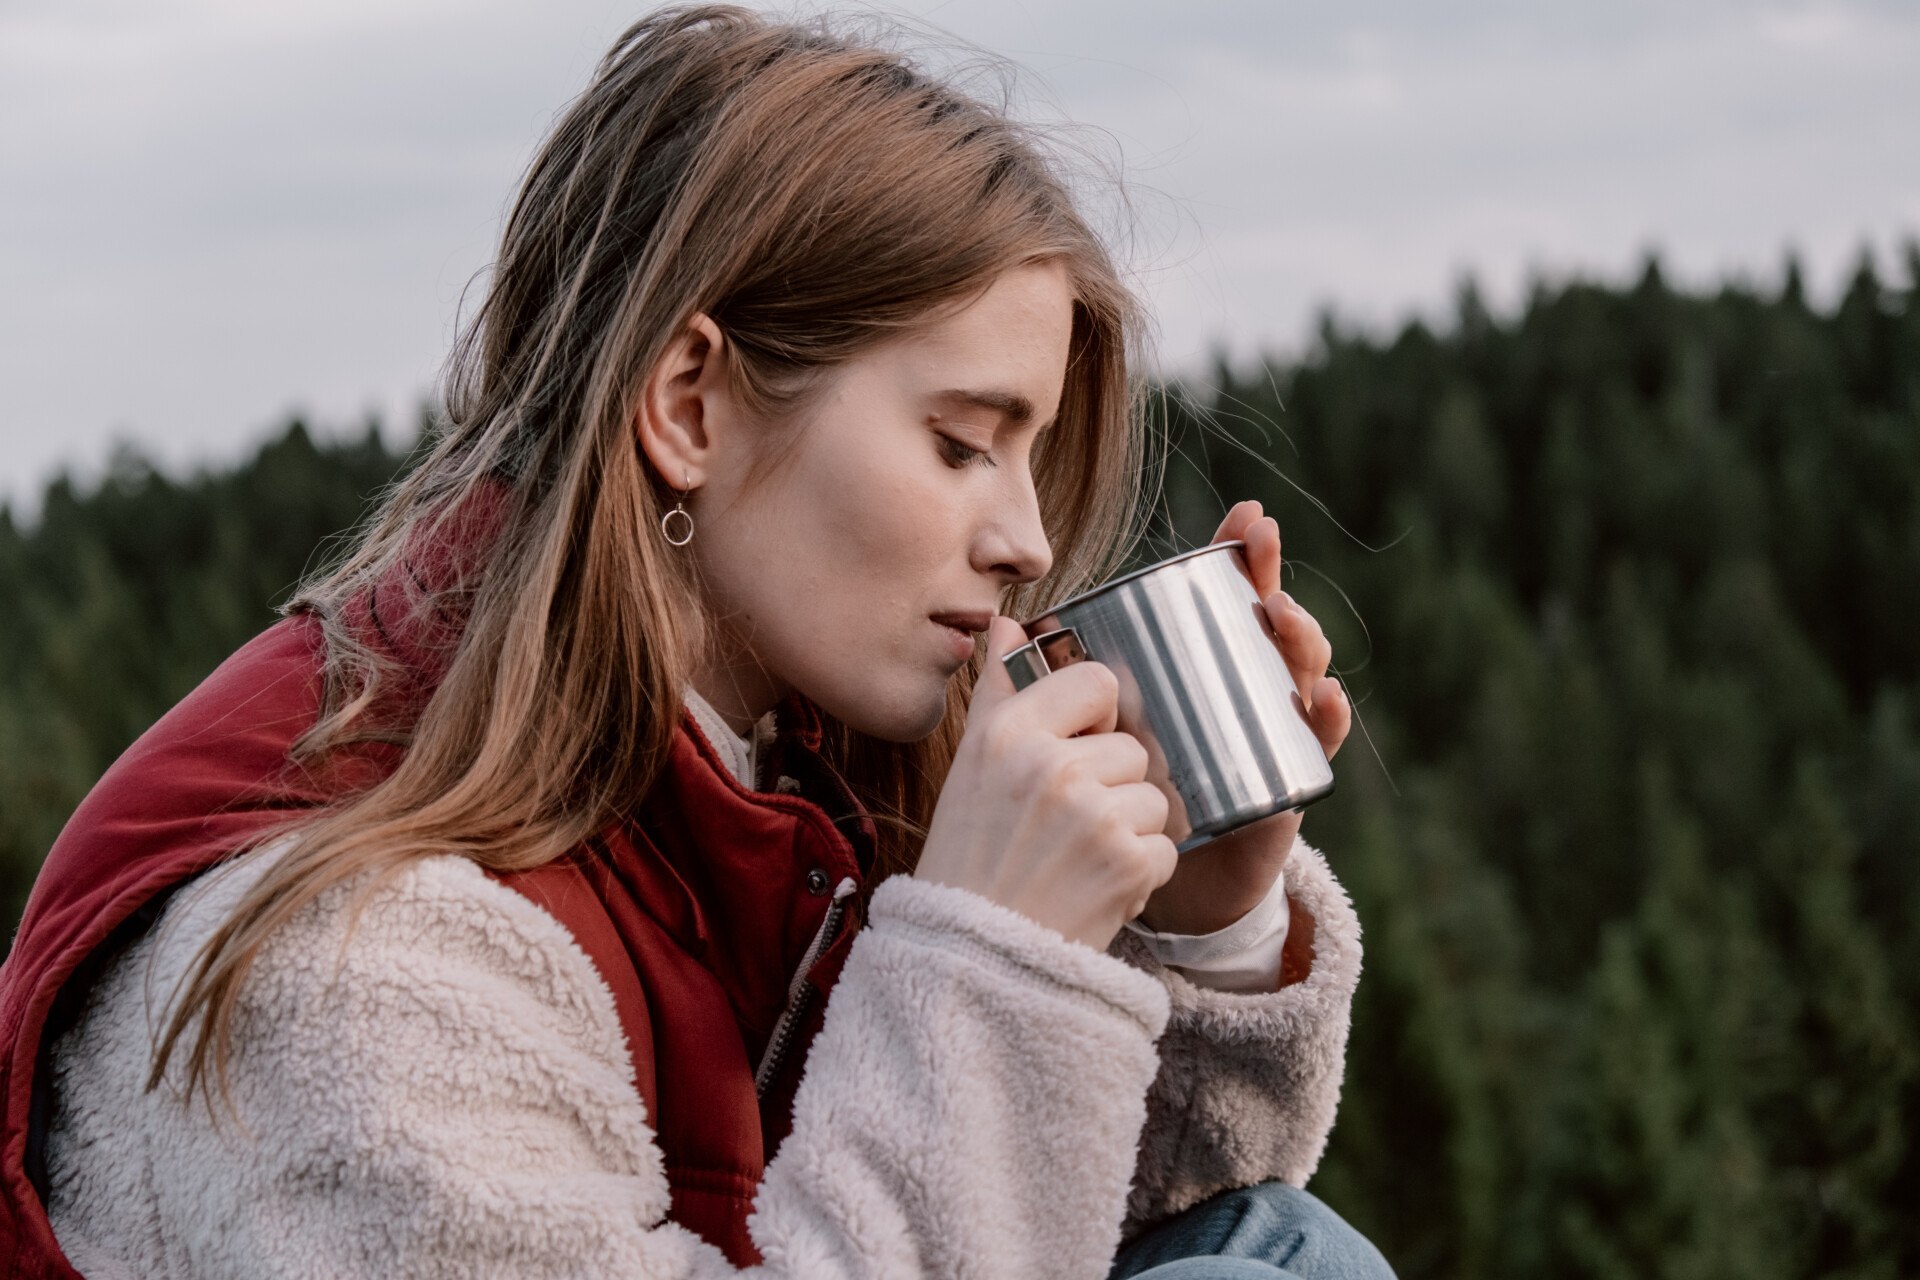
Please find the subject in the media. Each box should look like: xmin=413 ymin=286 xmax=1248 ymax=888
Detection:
xmin=1134 ymin=500 xmax=1351 ymax=937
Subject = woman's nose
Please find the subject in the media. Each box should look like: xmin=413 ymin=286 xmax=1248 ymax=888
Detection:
xmin=977 ymin=476 xmax=1053 ymax=585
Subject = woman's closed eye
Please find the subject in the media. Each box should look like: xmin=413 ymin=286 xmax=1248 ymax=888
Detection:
xmin=938 ymin=433 xmax=998 ymax=469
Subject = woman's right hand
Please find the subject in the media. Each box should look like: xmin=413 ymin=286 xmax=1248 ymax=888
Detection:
xmin=914 ymin=615 xmax=1179 ymax=950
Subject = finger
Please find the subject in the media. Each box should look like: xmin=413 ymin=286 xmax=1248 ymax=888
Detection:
xmin=1267 ymin=591 xmax=1332 ymax=710
xmin=1059 ymin=730 xmax=1151 ymax=786
xmin=1213 ymin=504 xmax=1280 ymax=599
xmin=1012 ymin=660 xmax=1121 ymax=739
xmin=1109 ymin=780 xmax=1172 ymax=838
xmin=1242 ymin=514 xmax=1282 ymax=599
xmin=1308 ymin=675 xmax=1352 ymax=759
xmin=969 ymin=614 xmax=1030 ymax=718
xmin=1135 ymin=831 xmax=1180 ymax=892
xmin=1210 ymin=498 xmax=1263 ymax=545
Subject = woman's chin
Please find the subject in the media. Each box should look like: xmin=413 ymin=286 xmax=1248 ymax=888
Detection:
xmin=815 ymin=678 xmax=952 ymax=744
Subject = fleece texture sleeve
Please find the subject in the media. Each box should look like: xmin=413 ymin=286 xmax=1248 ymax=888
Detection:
xmin=1108 ymin=839 xmax=1363 ymax=1236
xmin=42 ymin=843 xmax=1170 ymax=1280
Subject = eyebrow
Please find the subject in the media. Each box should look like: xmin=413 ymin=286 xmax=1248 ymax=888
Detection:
xmin=931 ymin=388 xmax=1046 ymax=429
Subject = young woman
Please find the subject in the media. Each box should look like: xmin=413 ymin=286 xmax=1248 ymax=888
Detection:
xmin=0 ymin=8 xmax=1390 ymax=1277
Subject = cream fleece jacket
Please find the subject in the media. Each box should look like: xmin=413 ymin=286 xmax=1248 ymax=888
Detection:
xmin=42 ymin=786 xmax=1361 ymax=1278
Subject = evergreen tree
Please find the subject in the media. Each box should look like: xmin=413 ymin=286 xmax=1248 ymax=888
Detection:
xmin=1532 ymin=757 xmax=1786 ymax=1280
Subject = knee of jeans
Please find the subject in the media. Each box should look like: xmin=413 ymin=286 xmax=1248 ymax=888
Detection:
xmin=1230 ymin=1182 xmax=1396 ymax=1280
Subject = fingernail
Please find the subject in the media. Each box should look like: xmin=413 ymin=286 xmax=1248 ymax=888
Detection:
xmin=1277 ymin=591 xmax=1296 ymax=611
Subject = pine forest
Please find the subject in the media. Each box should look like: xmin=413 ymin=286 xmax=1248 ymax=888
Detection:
xmin=3 ymin=251 xmax=1916 ymax=1277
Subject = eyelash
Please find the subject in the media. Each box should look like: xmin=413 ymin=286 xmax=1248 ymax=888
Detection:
xmin=938 ymin=434 xmax=998 ymax=469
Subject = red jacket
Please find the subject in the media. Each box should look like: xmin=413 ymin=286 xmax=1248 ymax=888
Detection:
xmin=0 ymin=609 xmax=873 ymax=1274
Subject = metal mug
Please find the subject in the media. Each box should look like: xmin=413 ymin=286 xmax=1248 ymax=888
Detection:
xmin=1002 ymin=540 xmax=1334 ymax=853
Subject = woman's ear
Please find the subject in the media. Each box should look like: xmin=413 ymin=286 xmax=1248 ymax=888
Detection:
xmin=635 ymin=312 xmax=731 ymax=490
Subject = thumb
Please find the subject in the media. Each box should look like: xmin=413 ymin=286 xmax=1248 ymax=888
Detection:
xmin=970 ymin=614 xmax=1028 ymax=713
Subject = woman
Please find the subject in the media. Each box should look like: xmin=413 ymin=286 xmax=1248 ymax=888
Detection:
xmin=0 ymin=8 xmax=1389 ymax=1278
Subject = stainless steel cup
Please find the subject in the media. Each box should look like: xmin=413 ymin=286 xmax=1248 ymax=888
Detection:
xmin=1003 ymin=540 xmax=1334 ymax=853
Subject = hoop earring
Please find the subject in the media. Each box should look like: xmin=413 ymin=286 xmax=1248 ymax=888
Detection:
xmin=661 ymin=469 xmax=695 ymax=547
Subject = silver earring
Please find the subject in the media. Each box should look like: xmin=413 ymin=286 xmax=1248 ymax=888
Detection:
xmin=661 ymin=469 xmax=695 ymax=546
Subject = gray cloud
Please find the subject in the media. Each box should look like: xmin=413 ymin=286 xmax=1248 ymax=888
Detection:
xmin=3 ymin=0 xmax=1916 ymax=510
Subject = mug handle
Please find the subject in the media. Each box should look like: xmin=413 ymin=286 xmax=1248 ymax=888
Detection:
xmin=1002 ymin=627 xmax=1088 ymax=691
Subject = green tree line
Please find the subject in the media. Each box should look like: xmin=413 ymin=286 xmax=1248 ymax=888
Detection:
xmin=3 ymin=250 xmax=1916 ymax=1276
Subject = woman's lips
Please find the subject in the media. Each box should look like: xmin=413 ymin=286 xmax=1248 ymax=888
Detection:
xmin=929 ymin=611 xmax=993 ymax=664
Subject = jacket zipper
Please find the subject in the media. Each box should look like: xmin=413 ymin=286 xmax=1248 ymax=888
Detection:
xmin=753 ymin=877 xmax=857 ymax=1099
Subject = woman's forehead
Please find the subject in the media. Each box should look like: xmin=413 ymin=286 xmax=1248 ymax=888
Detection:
xmin=866 ymin=266 xmax=1076 ymax=397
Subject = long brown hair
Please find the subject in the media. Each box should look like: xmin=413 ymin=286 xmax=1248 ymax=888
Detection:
xmin=153 ymin=4 xmax=1156 ymax=1103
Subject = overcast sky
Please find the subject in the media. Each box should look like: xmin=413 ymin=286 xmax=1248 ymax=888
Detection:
xmin=3 ymin=0 xmax=1916 ymax=512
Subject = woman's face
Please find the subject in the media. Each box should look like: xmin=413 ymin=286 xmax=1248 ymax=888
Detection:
xmin=683 ymin=260 xmax=1073 ymax=741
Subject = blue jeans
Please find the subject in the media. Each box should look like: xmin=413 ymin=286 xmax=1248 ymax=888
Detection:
xmin=1108 ymin=1182 xmax=1396 ymax=1280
